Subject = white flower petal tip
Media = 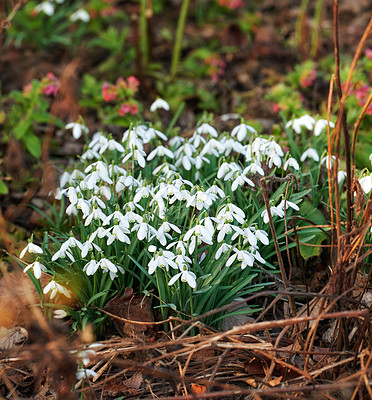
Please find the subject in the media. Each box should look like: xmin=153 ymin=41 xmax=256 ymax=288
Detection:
xmin=150 ymin=98 xmax=170 ymax=112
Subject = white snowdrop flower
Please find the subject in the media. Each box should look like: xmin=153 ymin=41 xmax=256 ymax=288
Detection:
xmin=231 ymin=171 xmax=255 ymax=191
xmin=220 ymin=138 xmax=245 ymax=156
xmin=147 ymin=145 xmax=174 ymax=161
xmin=184 ymin=224 xmax=213 ymax=246
xmin=206 ymin=185 xmax=225 ymax=199
xmin=320 ymin=155 xmax=336 ymax=169
xmin=53 ymin=309 xmax=68 ymax=319
xmin=109 ymin=164 xmax=127 ymax=177
xmin=245 ymin=161 xmax=264 ymax=176
xmin=285 ymin=115 xmax=316 ymax=134
xmin=189 ymin=133 xmax=206 ymax=148
xmin=175 ymin=154 xmax=195 ymax=170
xmin=314 ymin=119 xmax=335 ymax=137
xmin=153 ymin=162 xmax=177 ymax=175
xmin=175 ymin=142 xmax=196 ymax=158
xmin=231 ymin=227 xmax=257 ymax=246
xmin=24 ymin=260 xmax=47 ymax=279
xmin=150 ymin=224 xmax=173 ymax=246
xmin=51 ymin=247 xmax=75 ymax=262
xmin=166 ymin=240 xmax=187 ymax=257
xmin=231 ymin=123 xmax=257 ymax=142
xmin=123 ymin=210 xmax=142 ymax=224
xmin=226 ymin=248 xmax=255 ymax=270
xmin=195 ymin=155 xmax=211 ymax=170
xmin=169 ymin=136 xmax=185 ymax=148
xmin=70 ymin=9 xmax=90 ymax=22
xmin=254 ymin=228 xmax=269 ymax=245
xmin=215 ymin=242 xmax=232 ymax=259
xmin=150 ymin=98 xmax=170 ymax=112
xmin=261 ymin=205 xmax=284 ymax=224
xmin=89 ymin=227 xmax=109 ymax=243
xmin=87 ymin=195 xmax=106 ymax=210
xmin=283 ymin=157 xmax=299 ymax=171
xmin=300 ymin=148 xmax=319 ymax=162
xmin=218 ymin=204 xmax=245 ymax=224
xmin=20 ymin=242 xmax=43 ymax=259
xmin=84 ymin=259 xmax=99 ymax=276
xmin=100 ymin=258 xmax=121 ymax=276
xmin=76 ymin=369 xmax=98 ymax=380
xmin=337 ymin=170 xmax=347 ymax=183
xmin=122 ymin=128 xmax=144 ymax=151
xmin=34 ymin=1 xmax=54 ymax=16
xmin=55 ymin=186 xmax=80 ymax=204
xmin=132 ymin=219 xmax=157 ymax=241
xmin=278 ymin=199 xmax=300 ymax=211
xmin=103 ymin=210 xmax=126 ymax=226
xmin=218 ymin=162 xmax=241 ymax=180
xmin=89 ymin=131 xmax=108 ymax=151
xmin=98 ymin=185 xmax=111 ymax=201
xmin=84 ymin=207 xmax=106 ymax=226
xmin=216 ymin=223 xmax=233 ymax=242
xmin=115 ymin=175 xmax=140 ymax=192
xmin=81 ymin=241 xmax=102 ymax=258
xmin=168 ymin=265 xmax=197 ymax=288
xmin=99 ymin=138 xmax=125 ymax=154
xmin=81 ymin=149 xmax=100 ymax=160
xmin=133 ymin=185 xmax=153 ymax=203
xmin=359 ymin=175 xmax=372 ymax=194
xmin=251 ymin=248 xmax=266 ymax=264
xmin=122 ymin=147 xmax=147 ymax=168
xmin=43 ymin=280 xmax=71 ymax=299
xmin=65 ymin=122 xmax=89 ymax=140
xmin=145 ymin=126 xmax=168 ymax=142
xmin=196 ymin=123 xmax=218 ymax=138
xmin=186 ymin=190 xmax=214 ymax=210
xmin=77 ymin=198 xmax=91 ymax=217
xmin=201 ymin=138 xmax=225 ymax=157
xmin=148 ymin=246 xmax=177 ymax=274
xmin=61 ymin=235 xmax=83 ymax=252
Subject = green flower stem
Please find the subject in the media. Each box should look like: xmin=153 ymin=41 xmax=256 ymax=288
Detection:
xmin=170 ymin=0 xmax=191 ymax=79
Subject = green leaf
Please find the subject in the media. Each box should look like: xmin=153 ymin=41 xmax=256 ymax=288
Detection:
xmin=0 ymin=180 xmax=8 ymax=195
xmin=23 ymin=133 xmax=41 ymax=158
xmin=297 ymin=200 xmax=328 ymax=259
xmin=14 ymin=119 xmax=31 ymax=139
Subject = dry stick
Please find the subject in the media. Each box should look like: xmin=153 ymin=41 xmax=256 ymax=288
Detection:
xmin=351 ymin=90 xmax=372 ymax=169
xmin=350 ymin=349 xmax=372 ymax=400
xmin=326 ymin=75 xmax=336 ymax=262
xmin=333 ymin=0 xmax=353 ymax=235
xmin=260 ymin=176 xmax=297 ymax=321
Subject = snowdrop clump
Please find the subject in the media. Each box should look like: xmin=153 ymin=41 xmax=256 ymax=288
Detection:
xmin=21 ymin=112 xmax=345 ymax=329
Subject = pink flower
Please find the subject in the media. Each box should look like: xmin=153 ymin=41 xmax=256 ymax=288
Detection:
xmin=102 ymin=82 xmax=118 ymax=102
xmin=365 ymin=49 xmax=372 ymax=60
xmin=218 ymin=0 xmax=243 ymax=9
xmin=129 ymin=103 xmax=139 ymax=114
xmin=299 ymin=69 xmax=317 ymax=88
xmin=41 ymin=73 xmax=59 ymax=97
xmin=118 ymin=103 xmax=131 ymax=116
xmin=127 ymin=76 xmax=140 ymax=92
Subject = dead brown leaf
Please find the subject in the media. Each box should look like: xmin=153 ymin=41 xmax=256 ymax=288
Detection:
xmin=191 ymin=383 xmax=206 ymax=394
xmin=0 ymin=326 xmax=28 ymax=350
xmin=103 ymin=373 xmax=143 ymax=396
xmin=104 ymin=287 xmax=153 ymax=337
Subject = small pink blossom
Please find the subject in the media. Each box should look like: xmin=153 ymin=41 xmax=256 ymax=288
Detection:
xmin=126 ymin=76 xmax=140 ymax=92
xmin=102 ymin=82 xmax=118 ymax=102
xmin=299 ymin=69 xmax=317 ymax=88
xmin=41 ymin=73 xmax=60 ymax=97
xmin=365 ymin=49 xmax=372 ymax=60
xmin=218 ymin=0 xmax=244 ymax=10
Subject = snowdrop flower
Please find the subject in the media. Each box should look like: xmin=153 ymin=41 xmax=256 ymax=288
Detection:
xmin=285 ymin=115 xmax=316 ymax=134
xmin=184 ymin=224 xmax=213 ymax=246
xmin=231 ymin=226 xmax=257 ymax=246
xmin=65 ymin=122 xmax=89 ymax=140
xmin=144 ymin=127 xmax=168 ymax=142
xmin=359 ymin=175 xmax=372 ymax=194
xmin=215 ymin=242 xmax=232 ymax=259
xmin=122 ymin=147 xmax=147 ymax=168
xmin=196 ymin=123 xmax=218 ymax=138
xmin=201 ymin=139 xmax=225 ymax=157
xmin=300 ymin=148 xmax=319 ymax=162
xmin=217 ymin=162 xmax=240 ymax=180
xmin=220 ymin=138 xmax=245 ymax=156
xmin=148 ymin=246 xmax=177 ymax=274
xmin=283 ymin=157 xmax=299 ymax=171
xmin=261 ymin=205 xmax=284 ymax=224
xmin=169 ymin=136 xmax=185 ymax=148
xmin=186 ymin=190 xmax=214 ymax=210
xmin=83 ymin=259 xmax=99 ymax=276
xmin=34 ymin=1 xmax=54 ymax=16
xmin=53 ymin=309 xmax=68 ymax=319
xmin=70 ymin=9 xmax=90 ymax=22
xmin=217 ymin=204 xmax=245 ymax=224
xmin=150 ymin=98 xmax=170 ymax=112
xmin=81 ymin=148 xmax=99 ymax=160
xmin=43 ymin=280 xmax=71 ymax=299
xmin=195 ymin=155 xmax=210 ymax=170
xmin=231 ymin=170 xmax=255 ymax=191
xmin=81 ymin=241 xmax=102 ymax=258
xmin=52 ymin=247 xmax=75 ymax=262
xmin=254 ymin=228 xmax=269 ymax=245
xmin=100 ymin=258 xmax=122 ymax=279
xmin=132 ymin=219 xmax=157 ymax=241
xmin=231 ymin=123 xmax=257 ymax=142
xmin=168 ymin=264 xmax=197 ymax=288
xmin=245 ymin=161 xmax=264 ymax=176
xmin=206 ymin=184 xmax=225 ymax=199
xmin=337 ymin=170 xmax=347 ymax=183
xmin=99 ymin=138 xmax=125 ymax=154
xmin=216 ymin=223 xmax=234 ymax=242
xmin=226 ymin=248 xmax=255 ymax=270
xmin=20 ymin=241 xmax=43 ymax=259
xmin=314 ymin=119 xmax=335 ymax=137
xmin=84 ymin=206 xmax=106 ymax=226
xmin=320 ymin=155 xmax=336 ymax=169
xmin=167 ymin=240 xmax=187 ymax=256
xmin=24 ymin=259 xmax=47 ymax=279
xmin=147 ymin=145 xmax=174 ymax=161
xmin=61 ymin=235 xmax=83 ymax=252
xmin=189 ymin=133 xmax=206 ymax=148
xmin=76 ymin=369 xmax=98 ymax=380
xmin=88 ymin=226 xmax=110 ymax=243
xmin=278 ymin=198 xmax=300 ymax=211
xmin=115 ymin=175 xmax=140 ymax=192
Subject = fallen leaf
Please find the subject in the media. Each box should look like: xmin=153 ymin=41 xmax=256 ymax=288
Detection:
xmin=191 ymin=383 xmax=206 ymax=394
xmin=268 ymin=376 xmax=282 ymax=387
xmin=104 ymin=287 xmax=153 ymax=337
xmin=0 ymin=326 xmax=28 ymax=350
xmin=103 ymin=373 xmax=143 ymax=396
